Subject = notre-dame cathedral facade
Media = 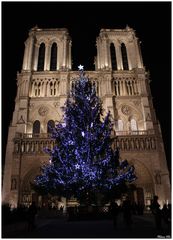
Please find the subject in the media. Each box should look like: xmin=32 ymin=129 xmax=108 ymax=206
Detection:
xmin=2 ymin=26 xmax=170 ymax=209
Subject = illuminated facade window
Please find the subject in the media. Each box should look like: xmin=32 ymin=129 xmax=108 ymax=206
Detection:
xmin=130 ymin=118 xmax=138 ymax=131
xmin=33 ymin=120 xmax=40 ymax=134
xmin=37 ymin=43 xmax=45 ymax=71
xmin=121 ymin=43 xmax=129 ymax=70
xmin=118 ymin=119 xmax=124 ymax=131
xmin=47 ymin=120 xmax=55 ymax=133
xmin=50 ymin=43 xmax=57 ymax=71
xmin=110 ymin=43 xmax=117 ymax=70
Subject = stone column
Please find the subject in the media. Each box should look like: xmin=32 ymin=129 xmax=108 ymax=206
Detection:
xmin=116 ymin=43 xmax=123 ymax=70
xmin=103 ymin=38 xmax=108 ymax=68
xmin=96 ymin=38 xmax=101 ymax=69
xmin=135 ymin=37 xmax=144 ymax=68
xmin=125 ymin=43 xmax=132 ymax=70
xmin=44 ymin=42 xmax=50 ymax=71
xmin=57 ymin=42 xmax=63 ymax=70
xmin=68 ymin=40 xmax=72 ymax=70
xmin=33 ymin=43 xmax=39 ymax=71
xmin=22 ymin=39 xmax=29 ymax=70
xmin=31 ymin=81 xmax=35 ymax=97
xmin=46 ymin=44 xmax=51 ymax=71
xmin=22 ymin=36 xmax=34 ymax=71
xmin=63 ymin=37 xmax=67 ymax=68
xmin=120 ymin=80 xmax=123 ymax=96
xmin=27 ymin=36 xmax=34 ymax=70
xmin=96 ymin=39 xmax=100 ymax=70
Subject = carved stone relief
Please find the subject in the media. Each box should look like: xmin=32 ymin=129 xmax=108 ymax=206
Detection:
xmin=29 ymin=103 xmax=35 ymax=109
xmin=121 ymin=105 xmax=131 ymax=115
xmin=38 ymin=106 xmax=49 ymax=116
xmin=53 ymin=102 xmax=59 ymax=108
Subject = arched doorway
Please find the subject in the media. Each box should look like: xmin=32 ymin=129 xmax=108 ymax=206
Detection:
xmin=128 ymin=160 xmax=154 ymax=207
xmin=21 ymin=168 xmax=43 ymax=207
xmin=21 ymin=167 xmax=64 ymax=209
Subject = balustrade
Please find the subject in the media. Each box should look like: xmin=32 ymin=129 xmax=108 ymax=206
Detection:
xmin=113 ymin=135 xmax=157 ymax=151
xmin=14 ymin=137 xmax=55 ymax=154
xmin=13 ymin=131 xmax=157 ymax=155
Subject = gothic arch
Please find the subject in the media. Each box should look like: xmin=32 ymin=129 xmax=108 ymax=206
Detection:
xmin=121 ymin=43 xmax=129 ymax=70
xmin=50 ymin=42 xmax=57 ymax=71
xmin=21 ymin=167 xmax=41 ymax=193
xmin=130 ymin=118 xmax=138 ymax=131
xmin=49 ymin=38 xmax=60 ymax=45
xmin=129 ymin=159 xmax=154 ymax=193
xmin=110 ymin=42 xmax=117 ymax=70
xmin=118 ymin=103 xmax=144 ymax=132
xmin=119 ymin=103 xmax=143 ymax=121
xmin=47 ymin=120 xmax=55 ymax=133
xmin=37 ymin=42 xmax=45 ymax=71
xmin=33 ymin=120 xmax=40 ymax=134
xmin=117 ymin=119 xmax=124 ymax=131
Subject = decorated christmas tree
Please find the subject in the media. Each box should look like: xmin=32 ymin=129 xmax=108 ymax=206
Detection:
xmin=34 ymin=65 xmax=136 ymax=204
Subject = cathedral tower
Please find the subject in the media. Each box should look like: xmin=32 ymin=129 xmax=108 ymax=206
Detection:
xmin=2 ymin=26 xmax=170 ymax=209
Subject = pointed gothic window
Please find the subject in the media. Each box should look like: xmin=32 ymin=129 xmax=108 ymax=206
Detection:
xmin=130 ymin=119 xmax=138 ymax=131
xmin=37 ymin=43 xmax=45 ymax=71
xmin=33 ymin=120 xmax=40 ymax=134
xmin=121 ymin=43 xmax=129 ymax=70
xmin=110 ymin=43 xmax=117 ymax=70
xmin=118 ymin=119 xmax=124 ymax=131
xmin=50 ymin=43 xmax=57 ymax=71
xmin=47 ymin=120 xmax=55 ymax=133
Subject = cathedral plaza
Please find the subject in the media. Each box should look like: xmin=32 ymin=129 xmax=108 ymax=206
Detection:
xmin=2 ymin=209 xmax=171 ymax=238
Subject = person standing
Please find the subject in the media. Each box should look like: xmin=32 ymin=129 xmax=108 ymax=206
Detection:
xmin=122 ymin=197 xmax=132 ymax=227
xmin=150 ymin=195 xmax=162 ymax=230
xmin=110 ymin=201 xmax=119 ymax=228
xmin=27 ymin=201 xmax=38 ymax=231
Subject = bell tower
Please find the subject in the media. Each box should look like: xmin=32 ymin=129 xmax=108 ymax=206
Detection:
xmin=94 ymin=27 xmax=170 ymax=206
xmin=22 ymin=26 xmax=71 ymax=71
xmin=2 ymin=27 xmax=72 ymax=208
xmin=95 ymin=27 xmax=155 ymax=132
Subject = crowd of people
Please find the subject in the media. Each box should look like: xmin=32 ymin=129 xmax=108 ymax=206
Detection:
xmin=110 ymin=195 xmax=171 ymax=232
xmin=3 ymin=195 xmax=171 ymax=233
xmin=150 ymin=195 xmax=171 ymax=230
xmin=110 ymin=197 xmax=145 ymax=228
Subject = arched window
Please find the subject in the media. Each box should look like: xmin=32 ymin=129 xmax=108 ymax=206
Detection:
xmin=118 ymin=119 xmax=124 ymax=131
xmin=37 ymin=43 xmax=45 ymax=71
xmin=33 ymin=120 xmax=40 ymax=134
xmin=47 ymin=120 xmax=55 ymax=133
xmin=110 ymin=43 xmax=117 ymax=70
xmin=121 ymin=43 xmax=129 ymax=70
xmin=130 ymin=119 xmax=138 ymax=131
xmin=50 ymin=43 xmax=57 ymax=71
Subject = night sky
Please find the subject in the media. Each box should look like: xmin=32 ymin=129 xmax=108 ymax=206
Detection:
xmin=2 ymin=2 xmax=171 ymax=173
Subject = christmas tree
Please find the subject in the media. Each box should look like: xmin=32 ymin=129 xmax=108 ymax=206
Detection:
xmin=34 ymin=65 xmax=136 ymax=203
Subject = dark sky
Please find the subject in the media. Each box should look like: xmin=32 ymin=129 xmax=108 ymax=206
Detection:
xmin=2 ymin=1 xmax=171 ymax=172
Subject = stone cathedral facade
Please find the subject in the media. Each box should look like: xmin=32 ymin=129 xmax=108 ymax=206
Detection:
xmin=2 ymin=26 xmax=170 ymax=209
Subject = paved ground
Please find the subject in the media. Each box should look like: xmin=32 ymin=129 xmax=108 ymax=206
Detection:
xmin=2 ymin=212 xmax=171 ymax=238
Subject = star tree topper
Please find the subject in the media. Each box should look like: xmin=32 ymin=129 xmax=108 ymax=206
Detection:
xmin=78 ymin=64 xmax=84 ymax=71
